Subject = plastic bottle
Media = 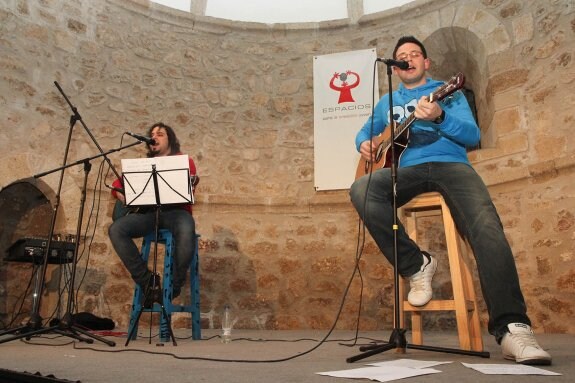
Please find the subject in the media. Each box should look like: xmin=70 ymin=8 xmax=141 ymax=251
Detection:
xmin=221 ymin=304 xmax=232 ymax=343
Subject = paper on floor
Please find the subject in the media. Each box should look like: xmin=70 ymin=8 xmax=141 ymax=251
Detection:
xmin=317 ymin=366 xmax=441 ymax=382
xmin=462 ymin=362 xmax=561 ymax=376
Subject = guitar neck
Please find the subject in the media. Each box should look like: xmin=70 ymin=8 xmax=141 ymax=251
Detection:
xmin=395 ymin=114 xmax=416 ymax=137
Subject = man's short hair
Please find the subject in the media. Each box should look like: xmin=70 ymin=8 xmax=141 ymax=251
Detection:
xmin=392 ymin=36 xmax=428 ymax=59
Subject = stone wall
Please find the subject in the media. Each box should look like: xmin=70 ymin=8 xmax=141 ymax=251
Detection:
xmin=0 ymin=0 xmax=573 ymax=335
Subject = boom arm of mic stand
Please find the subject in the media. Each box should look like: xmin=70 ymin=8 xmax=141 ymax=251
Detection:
xmin=33 ymin=141 xmax=142 ymax=179
xmin=53 ymin=81 xmax=123 ymax=181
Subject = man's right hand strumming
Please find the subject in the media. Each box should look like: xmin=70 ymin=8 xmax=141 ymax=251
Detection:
xmin=359 ymin=140 xmax=379 ymax=163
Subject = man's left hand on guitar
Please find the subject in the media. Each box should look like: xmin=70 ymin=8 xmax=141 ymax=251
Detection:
xmin=414 ymin=95 xmax=443 ymax=121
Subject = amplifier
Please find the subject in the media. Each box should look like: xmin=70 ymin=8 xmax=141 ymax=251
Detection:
xmin=5 ymin=237 xmax=75 ymax=264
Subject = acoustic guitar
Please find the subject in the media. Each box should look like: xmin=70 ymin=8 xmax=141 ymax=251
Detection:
xmin=112 ymin=200 xmax=143 ymax=222
xmin=355 ymin=72 xmax=465 ymax=180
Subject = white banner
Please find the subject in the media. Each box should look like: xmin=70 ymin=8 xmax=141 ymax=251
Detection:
xmin=313 ymin=49 xmax=379 ymax=191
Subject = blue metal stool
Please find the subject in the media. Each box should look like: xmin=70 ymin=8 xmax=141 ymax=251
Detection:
xmin=128 ymin=229 xmax=201 ymax=342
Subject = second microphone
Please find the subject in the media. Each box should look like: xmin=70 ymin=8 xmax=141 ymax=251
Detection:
xmin=126 ymin=132 xmax=156 ymax=145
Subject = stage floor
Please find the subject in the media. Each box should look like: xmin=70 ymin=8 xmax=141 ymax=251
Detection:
xmin=0 ymin=329 xmax=571 ymax=382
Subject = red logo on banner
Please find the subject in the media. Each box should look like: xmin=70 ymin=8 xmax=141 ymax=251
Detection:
xmin=329 ymin=70 xmax=360 ymax=104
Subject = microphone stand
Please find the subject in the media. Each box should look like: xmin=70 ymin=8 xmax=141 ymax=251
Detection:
xmin=0 ymin=142 xmax=141 ymax=346
xmin=347 ymin=62 xmax=490 ymax=362
xmin=0 ymin=82 xmax=138 ymax=346
xmin=0 ymin=110 xmax=77 ymax=343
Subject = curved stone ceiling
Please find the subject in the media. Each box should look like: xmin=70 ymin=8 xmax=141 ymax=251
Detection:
xmin=152 ymin=0 xmax=415 ymax=23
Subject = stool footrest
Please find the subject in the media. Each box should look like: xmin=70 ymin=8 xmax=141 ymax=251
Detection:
xmin=403 ymin=299 xmax=476 ymax=312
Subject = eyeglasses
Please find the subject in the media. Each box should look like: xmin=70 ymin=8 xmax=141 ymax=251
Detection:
xmin=396 ymin=50 xmax=423 ymax=61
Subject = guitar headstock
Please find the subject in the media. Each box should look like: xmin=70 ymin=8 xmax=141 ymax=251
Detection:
xmin=429 ymin=72 xmax=465 ymax=103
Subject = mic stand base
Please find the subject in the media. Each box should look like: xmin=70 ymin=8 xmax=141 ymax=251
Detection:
xmin=0 ymin=312 xmax=44 ymax=341
xmin=346 ymin=327 xmax=490 ymax=363
xmin=125 ymin=298 xmax=177 ymax=347
xmin=0 ymin=319 xmax=116 ymax=347
xmin=54 ymin=312 xmax=116 ymax=346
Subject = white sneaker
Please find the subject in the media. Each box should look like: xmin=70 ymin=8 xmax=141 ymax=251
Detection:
xmin=407 ymin=252 xmax=437 ymax=306
xmin=501 ymin=323 xmax=552 ymax=365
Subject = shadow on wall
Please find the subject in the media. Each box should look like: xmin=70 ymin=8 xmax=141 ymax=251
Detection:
xmin=198 ymin=225 xmax=266 ymax=330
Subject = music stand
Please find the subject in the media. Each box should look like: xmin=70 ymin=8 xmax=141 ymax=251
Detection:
xmin=121 ymin=155 xmax=193 ymax=346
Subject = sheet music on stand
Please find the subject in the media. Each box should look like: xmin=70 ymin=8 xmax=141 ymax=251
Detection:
xmin=121 ymin=154 xmax=193 ymax=207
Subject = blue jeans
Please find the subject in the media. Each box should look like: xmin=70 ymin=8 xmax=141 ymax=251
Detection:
xmin=108 ymin=208 xmax=196 ymax=291
xmin=350 ymin=162 xmax=530 ymax=340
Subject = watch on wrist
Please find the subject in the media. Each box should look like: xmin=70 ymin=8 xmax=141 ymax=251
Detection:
xmin=434 ymin=110 xmax=445 ymax=124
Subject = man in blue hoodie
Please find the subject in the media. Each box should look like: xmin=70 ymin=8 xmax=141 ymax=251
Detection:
xmin=350 ymin=36 xmax=551 ymax=365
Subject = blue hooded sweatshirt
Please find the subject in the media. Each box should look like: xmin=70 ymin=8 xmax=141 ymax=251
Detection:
xmin=355 ymin=78 xmax=480 ymax=167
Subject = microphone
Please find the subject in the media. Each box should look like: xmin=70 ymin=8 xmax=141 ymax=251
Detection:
xmin=105 ymin=184 xmax=125 ymax=194
xmin=376 ymin=58 xmax=410 ymax=70
xmin=126 ymin=132 xmax=156 ymax=145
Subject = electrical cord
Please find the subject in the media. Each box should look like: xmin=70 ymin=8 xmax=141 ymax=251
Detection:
xmin=66 ymin=235 xmax=367 ymax=363
xmin=41 ymin=158 xmax=108 ymax=326
xmin=338 ymin=58 xmax=380 ymax=349
xmin=4 ymin=263 xmax=36 ymax=329
xmin=73 ymin=159 xmax=107 ymax=312
xmin=69 ymin=209 xmax=374 ymax=363
xmin=57 ymin=94 xmax=384 ymax=361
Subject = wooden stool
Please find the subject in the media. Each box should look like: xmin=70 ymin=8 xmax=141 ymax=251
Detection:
xmin=128 ymin=229 xmax=201 ymax=342
xmin=398 ymin=192 xmax=483 ymax=351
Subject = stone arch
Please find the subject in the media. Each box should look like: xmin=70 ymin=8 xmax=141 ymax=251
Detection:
xmin=0 ymin=152 xmax=69 ymax=241
xmin=0 ymin=178 xmax=56 ymax=255
xmin=417 ymin=3 xmax=512 ymax=150
xmin=0 ymin=153 xmax=72 ymax=250
xmin=422 ymin=26 xmax=491 ymax=148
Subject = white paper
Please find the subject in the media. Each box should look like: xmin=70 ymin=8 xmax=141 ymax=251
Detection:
xmin=366 ymin=358 xmax=452 ymax=369
xmin=462 ymin=362 xmax=561 ymax=376
xmin=121 ymin=154 xmax=192 ymax=206
xmin=316 ymin=366 xmax=441 ymax=382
